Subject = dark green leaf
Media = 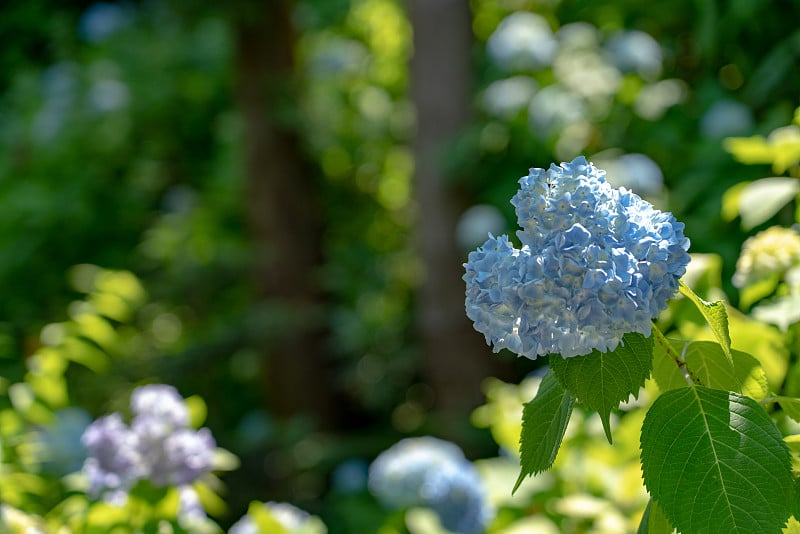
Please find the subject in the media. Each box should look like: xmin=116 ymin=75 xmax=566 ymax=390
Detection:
xmin=514 ymin=370 xmax=574 ymax=493
xmin=641 ymin=386 xmax=794 ymax=533
xmin=550 ymin=332 xmax=653 ymax=443
xmin=794 ymin=477 xmax=800 ymax=522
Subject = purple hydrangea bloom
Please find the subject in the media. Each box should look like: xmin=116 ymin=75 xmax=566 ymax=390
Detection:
xmin=80 ymin=384 xmax=217 ymax=506
xmin=368 ymin=437 xmax=492 ymax=534
xmin=81 ymin=413 xmax=142 ymax=501
xmin=155 ymin=428 xmax=215 ymax=486
xmin=131 ymin=384 xmax=189 ymax=429
xmin=464 ymin=156 xmax=690 ymax=359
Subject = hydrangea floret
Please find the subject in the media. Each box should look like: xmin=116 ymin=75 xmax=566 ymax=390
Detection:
xmin=368 ymin=436 xmax=493 ymax=534
xmin=464 ymin=156 xmax=690 ymax=359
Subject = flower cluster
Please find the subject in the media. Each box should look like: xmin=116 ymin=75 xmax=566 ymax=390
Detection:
xmin=368 ymin=437 xmax=492 ymax=534
xmin=81 ymin=384 xmax=215 ymax=510
xmin=464 ymin=156 xmax=690 ymax=359
xmin=733 ymin=226 xmax=800 ymax=288
xmin=229 ymin=501 xmax=327 ymax=534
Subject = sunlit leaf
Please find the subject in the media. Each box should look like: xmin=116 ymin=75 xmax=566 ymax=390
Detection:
xmin=739 ymin=273 xmax=781 ymax=309
xmin=737 ymin=177 xmax=800 ymax=230
xmin=721 ymin=181 xmax=751 ymax=222
xmin=641 ymin=386 xmax=794 ymax=533
xmin=185 ymin=395 xmax=207 ymax=428
xmin=550 ymin=332 xmax=653 ymax=443
xmin=248 ymin=501 xmax=289 ymax=534
xmin=768 ymin=126 xmax=800 ymax=173
xmin=686 ymin=341 xmax=767 ymax=399
xmin=515 ymin=370 xmax=574 ymax=492
xmin=637 ymin=499 xmax=677 ymax=534
xmin=777 ymin=397 xmax=800 ymax=423
xmin=784 ymin=515 xmax=800 ymax=534
xmin=678 ymin=281 xmax=733 ymax=367
xmin=724 ymin=136 xmax=772 ymax=164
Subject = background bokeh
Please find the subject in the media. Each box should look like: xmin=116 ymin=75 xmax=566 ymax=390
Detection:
xmin=1 ymin=0 xmax=799 ymax=531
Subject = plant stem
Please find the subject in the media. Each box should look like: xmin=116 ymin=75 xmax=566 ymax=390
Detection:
xmin=651 ymin=323 xmax=703 ymax=386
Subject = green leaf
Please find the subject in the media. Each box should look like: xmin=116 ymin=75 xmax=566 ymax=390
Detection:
xmin=770 ymin=127 xmax=800 ymax=174
xmin=678 ymin=281 xmax=733 ymax=365
xmin=641 ymin=386 xmax=794 ymax=533
xmin=794 ymin=477 xmax=800 ymax=521
xmin=724 ymin=136 xmax=772 ymax=164
xmin=514 ymin=370 xmax=574 ymax=493
xmin=739 ymin=273 xmax=781 ymax=309
xmin=737 ymin=177 xmax=800 ymax=230
xmin=784 ymin=516 xmax=800 ymax=534
xmin=727 ymin=310 xmax=789 ymax=392
xmin=550 ymin=332 xmax=653 ymax=443
xmin=652 ymin=339 xmax=768 ymax=399
xmin=777 ymin=397 xmax=800 ymax=423
xmin=721 ymin=181 xmax=751 ymax=222
xmin=248 ymin=501 xmax=289 ymax=534
xmin=689 ymin=341 xmax=767 ymax=398
xmin=637 ymin=499 xmax=676 ymax=534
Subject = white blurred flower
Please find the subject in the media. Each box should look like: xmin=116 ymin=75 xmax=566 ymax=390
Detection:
xmin=528 ymin=84 xmax=586 ymax=136
xmin=635 ymin=79 xmax=687 ymax=120
xmin=554 ymin=49 xmax=621 ymax=98
xmin=487 ymin=12 xmax=557 ymax=71
xmin=482 ymin=76 xmax=538 ymax=117
xmin=556 ymin=22 xmax=601 ymax=51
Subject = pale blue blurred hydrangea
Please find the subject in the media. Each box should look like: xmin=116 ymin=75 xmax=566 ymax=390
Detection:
xmin=700 ymin=99 xmax=754 ymax=139
xmin=79 ymin=2 xmax=133 ymax=43
xmin=81 ymin=384 xmax=216 ymax=516
xmin=368 ymin=437 xmax=493 ymax=534
xmin=464 ymin=156 xmax=690 ymax=359
xmin=604 ymin=30 xmax=663 ymax=80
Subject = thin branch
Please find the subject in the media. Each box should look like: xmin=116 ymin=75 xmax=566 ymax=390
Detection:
xmin=651 ymin=323 xmax=703 ymax=386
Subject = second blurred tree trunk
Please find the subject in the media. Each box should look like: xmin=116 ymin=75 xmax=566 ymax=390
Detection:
xmin=232 ymin=0 xmax=336 ymax=427
xmin=409 ymin=0 xmax=491 ymax=422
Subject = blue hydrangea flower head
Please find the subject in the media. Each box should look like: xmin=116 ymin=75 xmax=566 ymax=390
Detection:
xmin=368 ymin=437 xmax=493 ymax=534
xmin=464 ymin=156 xmax=690 ymax=359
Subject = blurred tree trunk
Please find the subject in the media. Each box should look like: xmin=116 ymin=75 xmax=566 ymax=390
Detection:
xmin=232 ymin=0 xmax=336 ymax=427
xmin=409 ymin=0 xmax=491 ymax=422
